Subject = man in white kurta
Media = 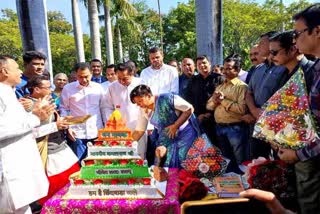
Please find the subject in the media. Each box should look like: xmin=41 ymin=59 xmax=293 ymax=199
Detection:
xmin=0 ymin=56 xmax=50 ymax=214
xmin=139 ymin=47 xmax=179 ymax=164
xmin=105 ymin=63 xmax=147 ymax=158
xmin=140 ymin=47 xmax=179 ymax=95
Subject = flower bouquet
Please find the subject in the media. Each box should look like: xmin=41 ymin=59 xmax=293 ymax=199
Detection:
xmin=178 ymin=169 xmax=208 ymax=203
xmin=181 ymin=134 xmax=227 ymax=180
xmin=253 ymin=68 xmax=318 ymax=149
xmin=244 ymin=158 xmax=295 ymax=199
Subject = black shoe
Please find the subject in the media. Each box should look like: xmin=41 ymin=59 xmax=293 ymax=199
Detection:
xmin=30 ymin=201 xmax=42 ymax=214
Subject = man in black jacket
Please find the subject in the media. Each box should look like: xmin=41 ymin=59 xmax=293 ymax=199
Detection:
xmin=185 ymin=55 xmax=224 ymax=146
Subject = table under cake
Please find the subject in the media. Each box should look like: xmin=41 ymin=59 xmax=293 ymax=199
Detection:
xmin=41 ymin=168 xmax=180 ymax=214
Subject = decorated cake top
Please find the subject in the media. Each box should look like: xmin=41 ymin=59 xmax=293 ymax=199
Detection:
xmin=98 ymin=107 xmax=132 ymax=141
xmin=105 ymin=107 xmax=128 ymax=130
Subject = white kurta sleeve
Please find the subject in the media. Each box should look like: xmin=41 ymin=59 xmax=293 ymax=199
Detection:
xmin=173 ymin=94 xmax=192 ymax=112
xmin=135 ymin=108 xmax=149 ymax=131
xmin=59 ymin=86 xmax=70 ymax=117
xmin=0 ymin=96 xmax=40 ymax=141
xmin=99 ymin=85 xmax=109 ymax=125
xmin=170 ymin=68 xmax=179 ymax=94
xmin=103 ymin=86 xmax=115 ymax=122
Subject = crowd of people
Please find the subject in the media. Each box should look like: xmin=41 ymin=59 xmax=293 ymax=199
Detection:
xmin=0 ymin=3 xmax=319 ymax=214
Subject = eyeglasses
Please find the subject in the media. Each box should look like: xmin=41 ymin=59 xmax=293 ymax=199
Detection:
xmin=38 ymin=86 xmax=51 ymax=90
xmin=293 ymin=28 xmax=309 ymax=39
xmin=270 ymin=48 xmax=284 ymax=56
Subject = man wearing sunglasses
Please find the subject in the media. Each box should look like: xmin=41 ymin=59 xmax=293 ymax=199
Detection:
xmin=244 ymin=31 xmax=287 ymax=160
xmin=269 ymin=31 xmax=314 ymax=90
xmin=274 ymin=4 xmax=320 ymax=214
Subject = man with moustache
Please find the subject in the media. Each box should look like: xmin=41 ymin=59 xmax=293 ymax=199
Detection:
xmin=105 ymin=63 xmax=147 ymax=158
xmin=245 ymin=44 xmax=264 ymax=84
xmin=90 ymin=59 xmax=106 ymax=84
xmin=185 ymin=55 xmax=224 ymax=145
xmin=0 ymin=55 xmax=53 ymax=214
xmin=275 ymin=4 xmax=320 ymax=213
xmin=179 ymin=57 xmax=196 ymax=99
xmin=244 ymin=31 xmax=287 ymax=159
xmin=207 ymin=54 xmax=248 ymax=173
xmin=138 ymin=47 xmax=179 ymax=165
xmin=140 ymin=47 xmax=179 ymax=95
xmin=101 ymin=64 xmax=117 ymax=91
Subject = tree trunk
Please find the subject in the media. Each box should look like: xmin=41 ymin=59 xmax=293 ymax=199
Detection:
xmin=195 ymin=0 xmax=223 ymax=65
xmin=16 ymin=0 xmax=53 ymax=79
xmin=104 ymin=3 xmax=114 ymax=65
xmin=88 ymin=0 xmax=101 ymax=60
xmin=117 ymin=26 xmax=123 ymax=63
xmin=71 ymin=0 xmax=85 ymax=62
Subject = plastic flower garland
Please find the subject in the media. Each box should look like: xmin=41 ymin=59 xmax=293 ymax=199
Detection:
xmin=253 ymin=68 xmax=318 ymax=149
xmin=181 ymin=134 xmax=227 ymax=180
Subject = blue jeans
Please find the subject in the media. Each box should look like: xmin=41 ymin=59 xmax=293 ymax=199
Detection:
xmin=67 ymin=138 xmax=96 ymax=163
xmin=216 ymin=124 xmax=248 ymax=172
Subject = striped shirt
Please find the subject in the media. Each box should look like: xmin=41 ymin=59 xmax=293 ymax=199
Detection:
xmin=297 ymin=59 xmax=320 ymax=161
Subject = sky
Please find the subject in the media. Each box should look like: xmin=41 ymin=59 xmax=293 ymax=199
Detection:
xmin=0 ymin=0 xmax=318 ymax=34
xmin=0 ymin=0 xmax=189 ymax=33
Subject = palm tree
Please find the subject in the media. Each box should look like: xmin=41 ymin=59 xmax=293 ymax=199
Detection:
xmin=16 ymin=0 xmax=53 ymax=78
xmin=87 ymin=0 xmax=102 ymax=60
xmin=157 ymin=0 xmax=163 ymax=51
xmin=195 ymin=0 xmax=223 ymax=65
xmin=100 ymin=0 xmax=139 ymax=63
xmin=71 ymin=0 xmax=85 ymax=62
xmin=103 ymin=1 xmax=114 ymax=64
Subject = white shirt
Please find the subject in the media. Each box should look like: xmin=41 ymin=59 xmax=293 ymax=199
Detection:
xmin=60 ymin=81 xmax=108 ymax=139
xmin=101 ymin=80 xmax=111 ymax=91
xmin=136 ymin=94 xmax=192 ymax=131
xmin=0 ymin=82 xmax=49 ymax=209
xmin=105 ymin=77 xmax=142 ymax=130
xmin=238 ymin=69 xmax=248 ymax=82
xmin=105 ymin=77 xmax=147 ymax=157
xmin=140 ymin=64 xmax=179 ymax=95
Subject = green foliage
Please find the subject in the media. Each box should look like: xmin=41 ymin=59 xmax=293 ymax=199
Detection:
xmin=47 ymin=11 xmax=72 ymax=34
xmin=1 ymin=9 xmax=18 ymax=21
xmin=163 ymin=0 xmax=196 ymax=63
xmin=0 ymin=9 xmax=23 ymax=66
xmin=223 ymin=0 xmax=284 ymax=68
xmin=2 ymin=0 xmax=314 ymax=74
xmin=119 ymin=2 xmax=159 ymax=68
xmin=101 ymin=1 xmax=161 ymax=69
xmin=0 ymin=9 xmax=91 ymax=76
xmin=47 ymin=11 xmax=91 ymax=76
xmin=49 ymin=32 xmax=77 ymax=73
xmin=161 ymin=0 xmax=313 ymax=70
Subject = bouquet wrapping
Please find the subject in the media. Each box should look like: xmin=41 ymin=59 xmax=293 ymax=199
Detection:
xmin=253 ymin=68 xmax=318 ymax=149
xmin=181 ymin=134 xmax=227 ymax=180
xmin=244 ymin=158 xmax=295 ymax=199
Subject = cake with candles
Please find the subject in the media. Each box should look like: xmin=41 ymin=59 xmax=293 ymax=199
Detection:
xmin=66 ymin=107 xmax=166 ymax=199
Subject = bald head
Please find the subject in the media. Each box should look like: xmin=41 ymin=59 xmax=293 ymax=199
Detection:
xmin=181 ymin=58 xmax=195 ymax=78
xmin=0 ymin=56 xmax=22 ymax=87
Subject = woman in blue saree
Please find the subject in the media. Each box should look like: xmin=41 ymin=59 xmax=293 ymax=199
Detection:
xmin=131 ymin=84 xmax=200 ymax=168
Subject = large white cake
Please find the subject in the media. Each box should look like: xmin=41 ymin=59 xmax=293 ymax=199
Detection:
xmin=65 ymin=109 xmax=166 ymax=199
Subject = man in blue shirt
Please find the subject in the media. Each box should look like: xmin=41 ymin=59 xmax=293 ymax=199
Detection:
xmin=15 ymin=51 xmax=47 ymax=99
xmin=90 ymin=59 xmax=107 ymax=84
xmin=244 ymin=31 xmax=287 ymax=159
